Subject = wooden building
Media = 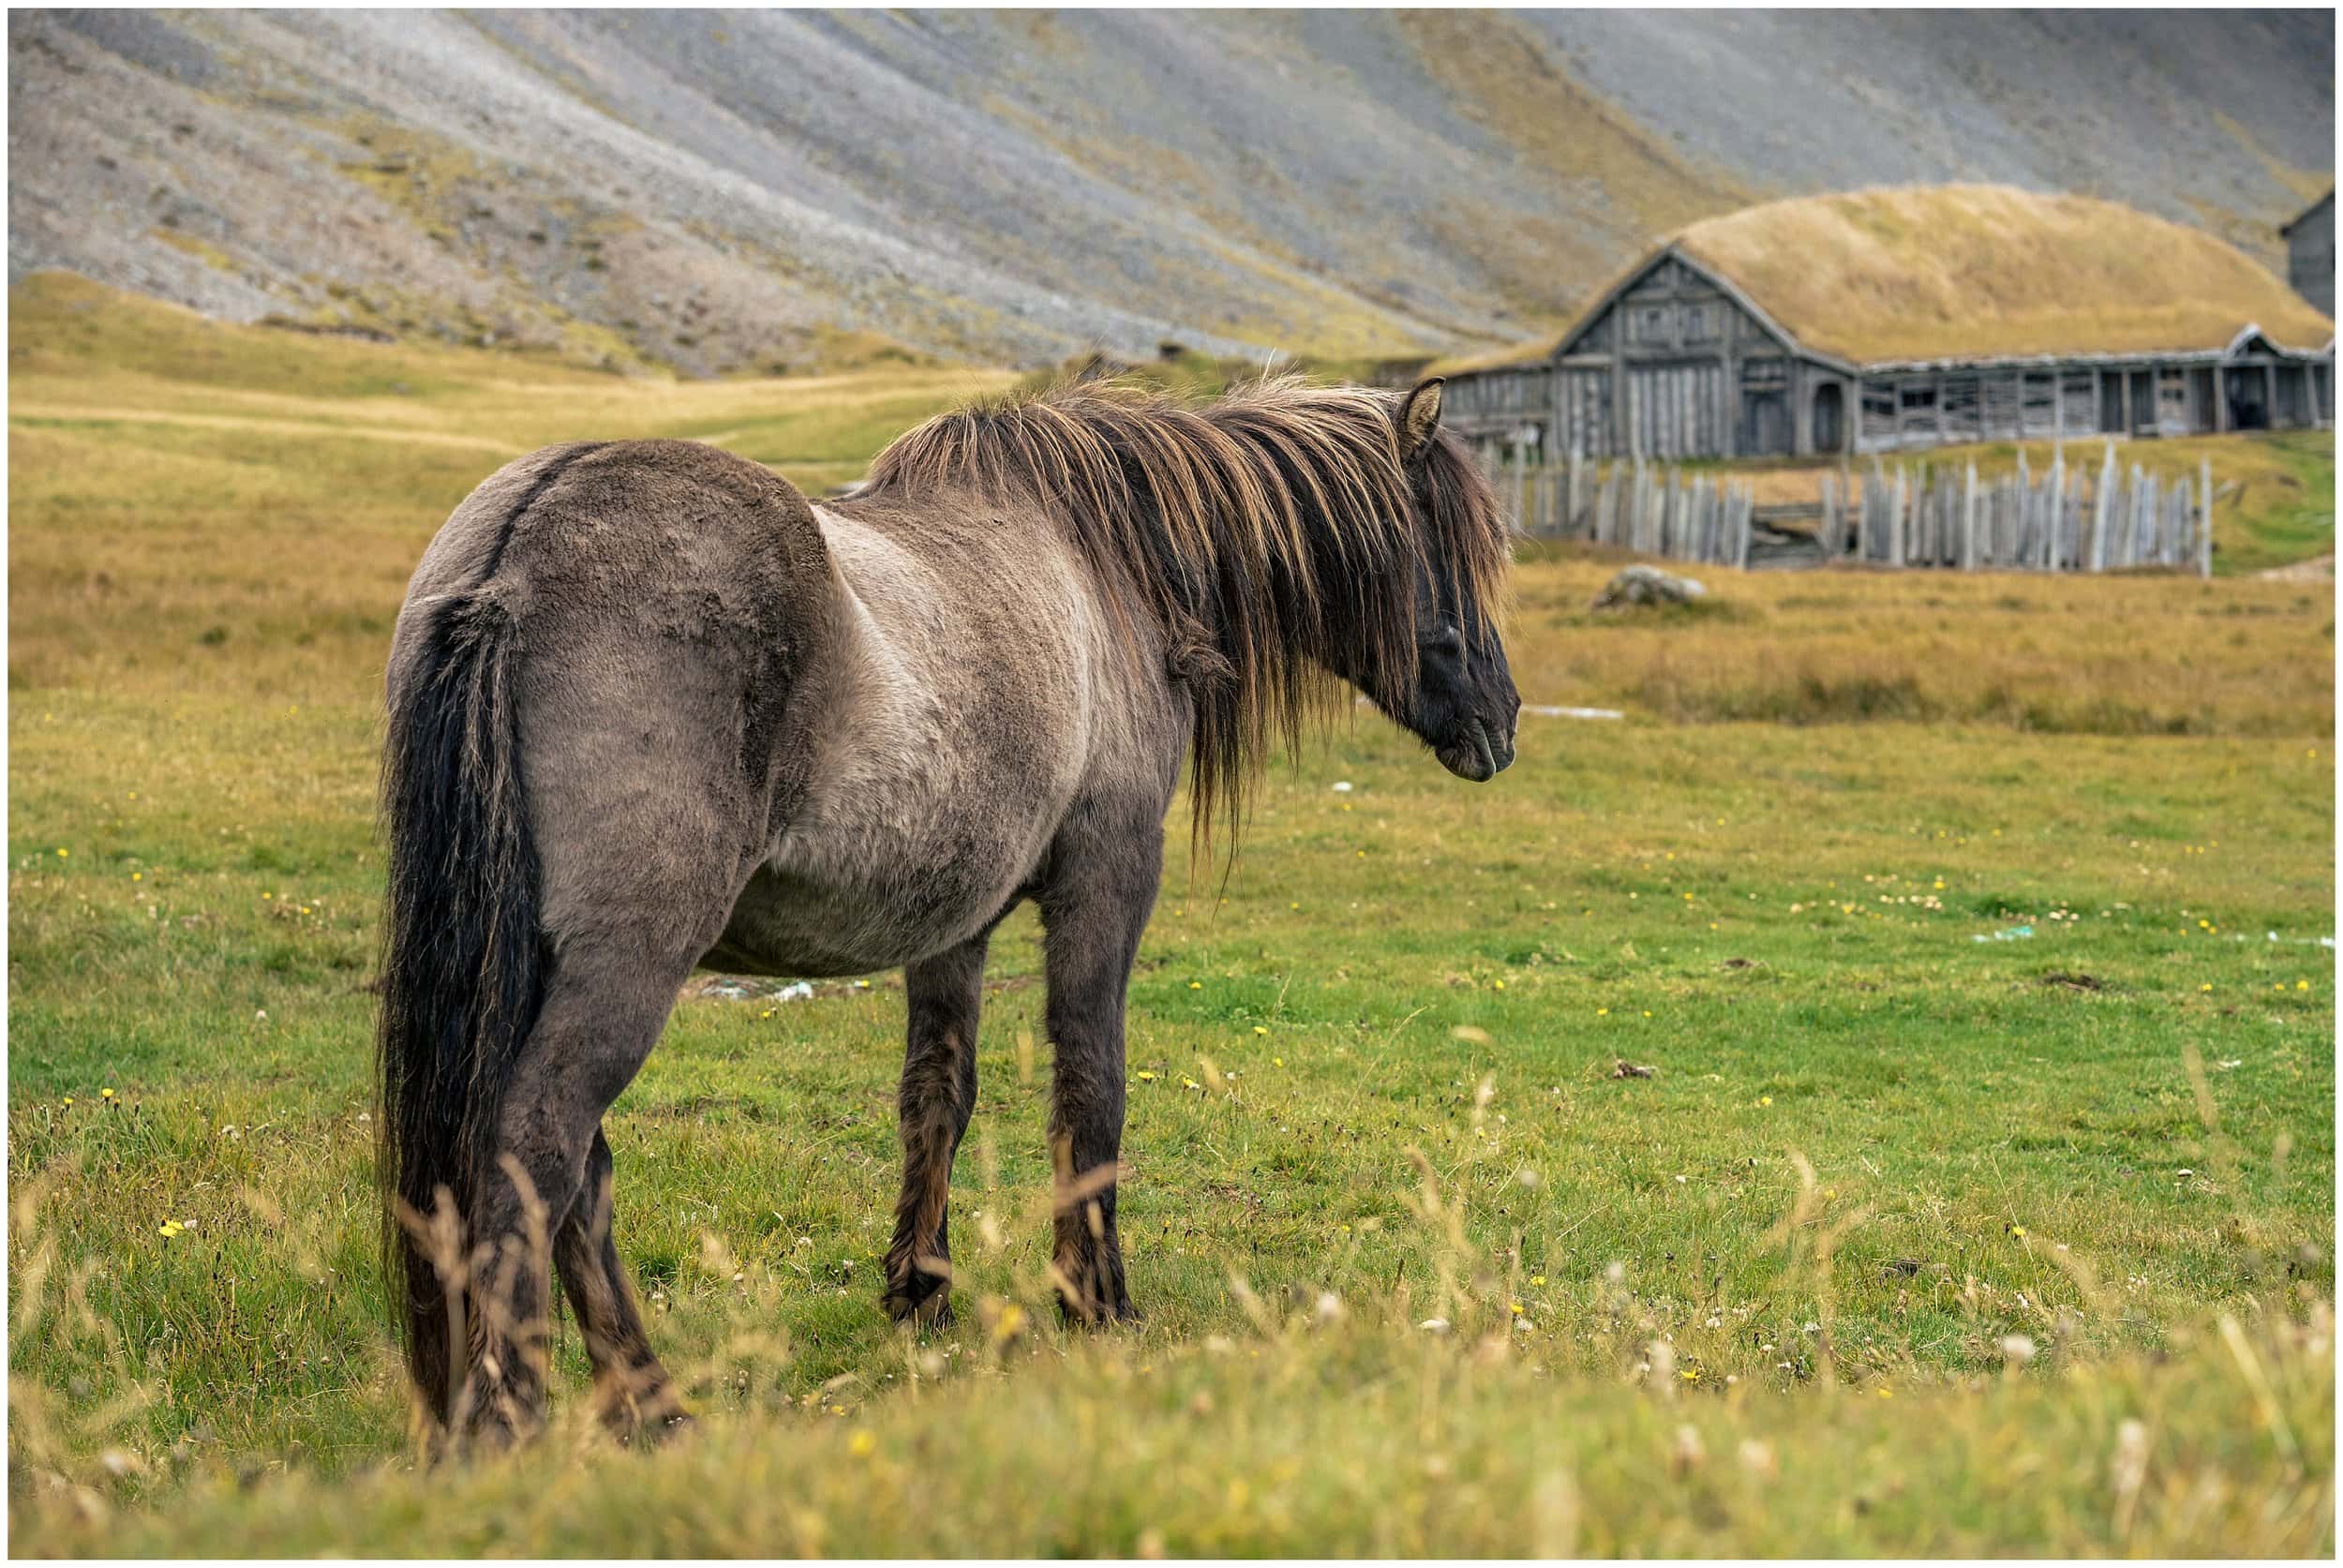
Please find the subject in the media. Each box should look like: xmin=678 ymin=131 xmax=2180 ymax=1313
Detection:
xmin=2284 ymin=187 xmax=2335 ymax=318
xmin=1440 ymin=186 xmax=2336 ymax=463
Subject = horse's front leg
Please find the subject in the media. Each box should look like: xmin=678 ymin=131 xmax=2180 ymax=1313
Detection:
xmin=1037 ymin=811 xmax=1161 ymax=1324
xmin=883 ymin=934 xmax=989 ymax=1324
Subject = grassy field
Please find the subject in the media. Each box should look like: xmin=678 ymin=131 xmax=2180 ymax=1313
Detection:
xmin=7 ymin=279 xmax=2336 ymax=1555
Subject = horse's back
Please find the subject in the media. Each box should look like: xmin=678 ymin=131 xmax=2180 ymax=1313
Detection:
xmin=402 ymin=439 xmax=825 ymax=615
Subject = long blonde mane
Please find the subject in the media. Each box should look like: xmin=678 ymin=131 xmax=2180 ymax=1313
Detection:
xmin=858 ymin=373 xmax=1510 ymax=842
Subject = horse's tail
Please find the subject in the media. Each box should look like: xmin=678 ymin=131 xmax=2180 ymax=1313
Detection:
xmin=375 ymin=584 xmax=545 ymax=1426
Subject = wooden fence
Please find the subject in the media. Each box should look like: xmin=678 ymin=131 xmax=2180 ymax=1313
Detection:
xmin=1497 ymin=441 xmax=2213 ymax=575
xmin=1500 ymin=453 xmax=1761 ymax=568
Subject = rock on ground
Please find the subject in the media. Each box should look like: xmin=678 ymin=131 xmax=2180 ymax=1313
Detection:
xmin=1593 ymin=565 xmax=1708 ymax=609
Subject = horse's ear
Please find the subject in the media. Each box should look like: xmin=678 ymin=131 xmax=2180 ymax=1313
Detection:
xmin=1397 ymin=378 xmax=1444 ymax=466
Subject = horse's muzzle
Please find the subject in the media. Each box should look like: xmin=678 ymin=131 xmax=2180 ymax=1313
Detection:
xmin=1435 ymin=714 xmax=1514 ymax=782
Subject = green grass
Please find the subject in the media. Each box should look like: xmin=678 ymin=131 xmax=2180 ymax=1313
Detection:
xmin=7 ymin=282 xmax=2336 ymax=1555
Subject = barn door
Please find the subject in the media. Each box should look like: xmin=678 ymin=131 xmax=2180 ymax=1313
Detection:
xmin=1811 ymin=382 xmax=1843 ymax=454
xmin=2224 ymin=367 xmax=2270 ymax=430
xmin=1741 ymin=389 xmax=1789 ymax=455
xmin=1739 ymin=359 xmax=1791 ymax=456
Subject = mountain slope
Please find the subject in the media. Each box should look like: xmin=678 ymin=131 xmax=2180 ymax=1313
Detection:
xmin=8 ymin=8 xmax=2333 ymax=372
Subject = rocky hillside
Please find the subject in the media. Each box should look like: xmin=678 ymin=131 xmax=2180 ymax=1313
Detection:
xmin=9 ymin=9 xmax=2333 ymax=373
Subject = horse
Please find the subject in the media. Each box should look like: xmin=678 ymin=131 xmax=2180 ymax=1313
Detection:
xmin=375 ymin=371 xmax=1519 ymax=1444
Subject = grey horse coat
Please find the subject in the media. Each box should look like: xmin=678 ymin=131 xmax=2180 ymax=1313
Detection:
xmin=376 ymin=376 xmax=1517 ymax=1444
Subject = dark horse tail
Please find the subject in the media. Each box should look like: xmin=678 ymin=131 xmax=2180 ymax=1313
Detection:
xmin=375 ymin=587 xmax=545 ymax=1426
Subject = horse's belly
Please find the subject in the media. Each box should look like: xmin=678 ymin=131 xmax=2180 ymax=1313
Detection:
xmin=703 ymin=821 xmax=1038 ymax=978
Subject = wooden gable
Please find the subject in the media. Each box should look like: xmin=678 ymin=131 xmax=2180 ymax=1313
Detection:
xmin=1554 ymin=248 xmax=1799 ymax=363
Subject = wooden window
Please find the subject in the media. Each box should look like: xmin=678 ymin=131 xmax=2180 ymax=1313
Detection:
xmin=2021 ymin=372 xmax=2056 ymax=436
xmin=2156 ymin=368 xmax=2189 ymax=436
xmin=1898 ymin=381 xmax=1937 ymax=447
xmin=1942 ymin=376 xmax=1981 ymax=441
xmin=2059 ymin=369 xmax=2096 ymax=436
xmin=1859 ymin=380 xmax=1898 ymax=445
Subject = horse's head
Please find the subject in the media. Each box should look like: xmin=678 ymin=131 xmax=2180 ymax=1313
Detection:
xmin=1380 ymin=379 xmax=1520 ymax=783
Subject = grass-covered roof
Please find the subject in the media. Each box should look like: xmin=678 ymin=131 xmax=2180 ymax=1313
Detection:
xmin=1439 ymin=185 xmax=2336 ymax=376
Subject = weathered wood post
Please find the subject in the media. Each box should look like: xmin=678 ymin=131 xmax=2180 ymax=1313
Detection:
xmin=1568 ymin=446 xmax=1585 ymax=538
xmin=1631 ymin=456 xmax=1648 ymax=554
xmin=2089 ymin=441 xmax=2114 ymax=572
xmin=1890 ymin=464 xmax=1908 ymax=567
xmin=2198 ymin=455 xmax=2214 ymax=577
xmin=1735 ymin=482 xmax=1754 ymax=570
xmin=2128 ymin=462 xmax=2146 ymax=568
xmin=2046 ymin=445 xmax=2066 ymax=570
xmin=1961 ymin=460 xmax=1978 ymax=571
xmin=1511 ymin=438 xmax=1530 ymax=536
xmin=1667 ymin=464 xmax=1684 ymax=558
xmin=1855 ymin=464 xmax=1870 ymax=561
xmin=2015 ymin=449 xmax=2032 ymax=569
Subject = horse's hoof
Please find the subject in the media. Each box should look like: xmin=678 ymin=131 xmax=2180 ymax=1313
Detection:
xmin=1056 ymin=1294 xmax=1142 ymax=1330
xmin=608 ymin=1404 xmax=694 ymax=1449
xmin=883 ymin=1284 xmax=953 ymax=1328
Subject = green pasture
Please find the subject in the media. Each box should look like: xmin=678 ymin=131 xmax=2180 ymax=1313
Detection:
xmin=7 ymin=279 xmax=2335 ymax=1555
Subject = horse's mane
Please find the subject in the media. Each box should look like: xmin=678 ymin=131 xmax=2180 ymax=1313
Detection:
xmin=858 ymin=373 xmax=1509 ymax=844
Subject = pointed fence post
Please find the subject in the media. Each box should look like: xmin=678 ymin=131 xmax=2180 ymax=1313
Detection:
xmin=1961 ymin=461 xmax=1978 ymax=570
xmin=2198 ymin=455 xmax=2214 ymax=577
xmin=2089 ymin=441 xmax=2113 ymax=572
xmin=2047 ymin=446 xmax=2066 ymax=570
xmin=1890 ymin=465 xmax=1908 ymax=567
xmin=1518 ymin=441 xmax=1537 ymax=539
xmin=2015 ymin=450 xmax=2032 ymax=568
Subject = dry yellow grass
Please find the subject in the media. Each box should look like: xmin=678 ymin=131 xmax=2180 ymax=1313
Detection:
xmin=1437 ymin=184 xmax=2336 ymax=374
xmin=1507 ymin=549 xmax=2333 ymax=735
xmin=1685 ymin=185 xmax=2336 ymax=363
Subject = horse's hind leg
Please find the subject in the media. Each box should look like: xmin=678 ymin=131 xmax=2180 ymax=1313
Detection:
xmin=461 ymin=939 xmax=701 ymax=1444
xmin=882 ymin=934 xmax=989 ymax=1324
xmin=556 ymin=1127 xmax=688 ymax=1440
